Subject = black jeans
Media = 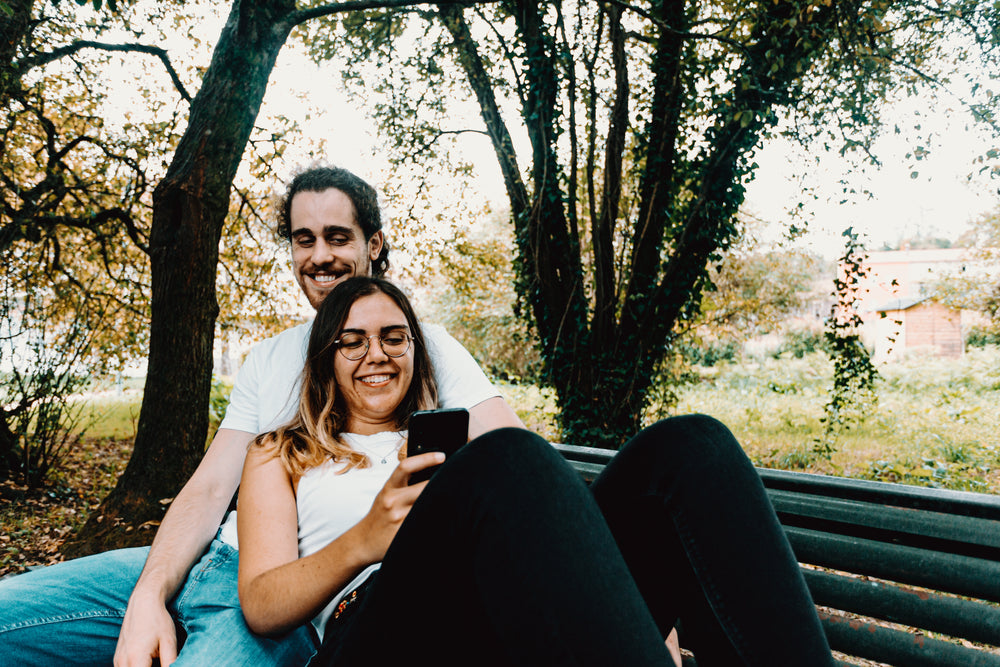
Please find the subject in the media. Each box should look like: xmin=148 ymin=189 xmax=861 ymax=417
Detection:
xmin=312 ymin=415 xmax=833 ymax=666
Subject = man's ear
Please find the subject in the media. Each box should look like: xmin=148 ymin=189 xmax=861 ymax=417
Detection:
xmin=368 ymin=230 xmax=384 ymax=261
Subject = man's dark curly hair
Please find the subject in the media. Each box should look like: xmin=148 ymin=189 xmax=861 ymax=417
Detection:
xmin=276 ymin=166 xmax=390 ymax=277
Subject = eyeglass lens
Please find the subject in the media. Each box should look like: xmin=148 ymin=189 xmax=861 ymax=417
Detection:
xmin=337 ymin=332 xmax=411 ymax=360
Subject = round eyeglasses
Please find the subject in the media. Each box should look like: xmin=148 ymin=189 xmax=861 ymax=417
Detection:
xmin=333 ymin=332 xmax=413 ymax=360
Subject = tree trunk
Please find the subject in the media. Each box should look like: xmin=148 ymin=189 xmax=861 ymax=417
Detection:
xmin=63 ymin=0 xmax=297 ymax=556
xmin=0 ymin=0 xmax=35 ymax=101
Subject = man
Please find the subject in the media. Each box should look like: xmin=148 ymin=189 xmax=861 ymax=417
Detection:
xmin=0 ymin=166 xmax=523 ymax=665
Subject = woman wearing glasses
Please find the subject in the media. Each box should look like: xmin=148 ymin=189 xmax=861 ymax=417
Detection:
xmin=237 ymin=276 xmax=833 ymax=666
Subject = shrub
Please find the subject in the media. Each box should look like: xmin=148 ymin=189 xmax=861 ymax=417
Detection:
xmin=966 ymin=326 xmax=1000 ymax=348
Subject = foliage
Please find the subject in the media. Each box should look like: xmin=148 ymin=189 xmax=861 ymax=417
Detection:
xmin=206 ymin=376 xmax=233 ymax=443
xmin=932 ymin=208 xmax=1000 ymax=334
xmin=697 ymin=250 xmax=823 ymax=339
xmin=311 ymin=0 xmax=1000 ymax=447
xmin=967 ymin=327 xmax=1000 ymax=347
xmin=670 ymin=347 xmax=1000 ymax=493
xmin=815 ymin=228 xmax=880 ymax=459
xmin=645 ymin=216 xmax=825 ymax=413
xmin=774 ymin=328 xmax=829 ymax=359
xmin=0 ymin=279 xmax=94 ymax=487
xmin=415 ymin=211 xmax=544 ymax=383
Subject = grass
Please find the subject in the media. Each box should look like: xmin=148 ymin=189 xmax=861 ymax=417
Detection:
xmin=669 ymin=346 xmax=1000 ymax=493
xmin=73 ymin=388 xmax=144 ymax=440
xmin=499 ymin=345 xmax=1000 ymax=494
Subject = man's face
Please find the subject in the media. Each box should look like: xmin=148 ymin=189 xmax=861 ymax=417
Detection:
xmin=289 ymin=188 xmax=384 ymax=310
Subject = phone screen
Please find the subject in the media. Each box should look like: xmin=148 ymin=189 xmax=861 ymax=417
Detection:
xmin=407 ymin=408 xmax=469 ymax=484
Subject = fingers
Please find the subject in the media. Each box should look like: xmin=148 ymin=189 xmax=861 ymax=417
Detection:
xmin=160 ymin=635 xmax=179 ymax=666
xmin=114 ymin=600 xmax=179 ymax=667
xmin=393 ymin=451 xmax=445 ymax=484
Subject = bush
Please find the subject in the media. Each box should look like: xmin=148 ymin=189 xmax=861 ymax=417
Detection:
xmin=966 ymin=326 xmax=1000 ymax=348
xmin=678 ymin=340 xmax=739 ymax=367
xmin=774 ymin=329 xmax=828 ymax=359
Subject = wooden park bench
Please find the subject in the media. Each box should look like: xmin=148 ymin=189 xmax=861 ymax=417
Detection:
xmin=553 ymin=443 xmax=1000 ymax=666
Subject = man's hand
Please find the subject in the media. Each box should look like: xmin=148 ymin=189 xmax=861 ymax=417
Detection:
xmin=113 ymin=592 xmax=178 ymax=667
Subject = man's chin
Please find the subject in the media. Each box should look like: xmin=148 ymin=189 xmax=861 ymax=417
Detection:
xmin=303 ymin=279 xmax=347 ymax=309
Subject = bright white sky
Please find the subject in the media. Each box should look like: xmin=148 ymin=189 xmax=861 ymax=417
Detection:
xmin=744 ymin=111 xmax=999 ymax=259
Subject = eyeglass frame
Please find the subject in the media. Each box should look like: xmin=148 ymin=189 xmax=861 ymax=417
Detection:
xmin=332 ymin=331 xmax=414 ymax=360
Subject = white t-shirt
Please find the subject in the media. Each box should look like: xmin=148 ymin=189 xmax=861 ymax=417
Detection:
xmin=217 ymin=321 xmax=498 ymax=548
xmin=294 ymin=431 xmax=405 ymax=639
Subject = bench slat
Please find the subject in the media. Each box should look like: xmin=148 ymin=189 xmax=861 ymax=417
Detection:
xmin=819 ymin=610 xmax=1000 ymax=667
xmin=786 ymin=526 xmax=1000 ymax=603
xmin=758 ymin=468 xmax=1000 ymax=521
xmin=804 ymin=569 xmax=1000 ymax=647
xmin=769 ymin=489 xmax=1000 ymax=554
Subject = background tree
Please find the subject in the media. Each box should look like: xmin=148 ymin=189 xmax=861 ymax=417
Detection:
xmin=934 ymin=207 xmax=1000 ymax=338
xmin=414 ymin=210 xmax=544 ymax=382
xmin=62 ymin=0 xmax=478 ymax=554
xmin=689 ymin=218 xmax=825 ymax=349
xmin=323 ymin=0 xmax=1000 ymax=446
xmin=0 ymin=0 xmax=299 ymax=548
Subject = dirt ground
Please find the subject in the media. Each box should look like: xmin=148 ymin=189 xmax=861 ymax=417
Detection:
xmin=1 ymin=437 xmax=132 ymax=578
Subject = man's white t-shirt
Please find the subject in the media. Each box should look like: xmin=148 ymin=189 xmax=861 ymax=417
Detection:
xmin=217 ymin=320 xmax=499 ymax=549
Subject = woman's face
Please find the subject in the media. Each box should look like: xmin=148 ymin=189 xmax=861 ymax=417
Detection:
xmin=334 ymin=292 xmax=415 ymax=435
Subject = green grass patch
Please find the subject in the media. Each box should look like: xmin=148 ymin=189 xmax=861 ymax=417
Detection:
xmin=72 ymin=390 xmax=144 ymax=440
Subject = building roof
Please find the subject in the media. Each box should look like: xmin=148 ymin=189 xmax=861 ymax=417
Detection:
xmin=870 ymin=295 xmax=929 ymax=313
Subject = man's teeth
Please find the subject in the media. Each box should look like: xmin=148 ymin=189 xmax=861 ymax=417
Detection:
xmin=314 ymin=274 xmax=337 ymax=284
xmin=360 ymin=375 xmax=391 ymax=384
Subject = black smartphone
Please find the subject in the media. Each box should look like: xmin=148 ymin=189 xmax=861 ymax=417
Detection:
xmin=407 ymin=408 xmax=469 ymax=485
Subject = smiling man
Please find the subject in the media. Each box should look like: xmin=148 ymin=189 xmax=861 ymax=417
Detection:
xmin=0 ymin=166 xmax=523 ymax=666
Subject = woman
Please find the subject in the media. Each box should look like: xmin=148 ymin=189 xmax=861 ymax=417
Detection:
xmin=237 ymin=276 xmax=833 ymax=666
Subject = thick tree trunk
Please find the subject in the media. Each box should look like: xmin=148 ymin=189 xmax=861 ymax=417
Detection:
xmin=63 ymin=0 xmax=297 ymax=556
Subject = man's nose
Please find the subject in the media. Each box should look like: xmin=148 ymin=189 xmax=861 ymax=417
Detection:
xmin=311 ymin=239 xmax=335 ymax=264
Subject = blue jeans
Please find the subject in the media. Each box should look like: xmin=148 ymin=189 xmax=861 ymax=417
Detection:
xmin=0 ymin=538 xmax=317 ymax=666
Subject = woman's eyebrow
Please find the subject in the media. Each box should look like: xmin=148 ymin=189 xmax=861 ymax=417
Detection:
xmin=338 ymin=324 xmax=409 ymax=335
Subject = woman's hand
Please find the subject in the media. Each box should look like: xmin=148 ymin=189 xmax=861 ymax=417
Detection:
xmin=238 ymin=445 xmax=443 ymax=635
xmin=352 ymin=448 xmax=445 ymax=564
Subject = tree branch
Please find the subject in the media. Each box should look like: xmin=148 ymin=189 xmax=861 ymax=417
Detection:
xmin=291 ymin=0 xmax=501 ymax=26
xmin=19 ymin=41 xmax=193 ymax=103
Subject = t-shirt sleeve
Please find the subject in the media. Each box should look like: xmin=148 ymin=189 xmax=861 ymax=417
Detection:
xmin=218 ymin=344 xmax=263 ymax=434
xmin=423 ymin=324 xmax=500 ymax=410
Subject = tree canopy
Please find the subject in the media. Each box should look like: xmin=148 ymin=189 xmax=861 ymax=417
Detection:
xmin=317 ymin=0 xmax=1000 ymax=446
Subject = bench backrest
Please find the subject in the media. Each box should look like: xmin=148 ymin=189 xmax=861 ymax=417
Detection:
xmin=553 ymin=443 xmax=1000 ymax=666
